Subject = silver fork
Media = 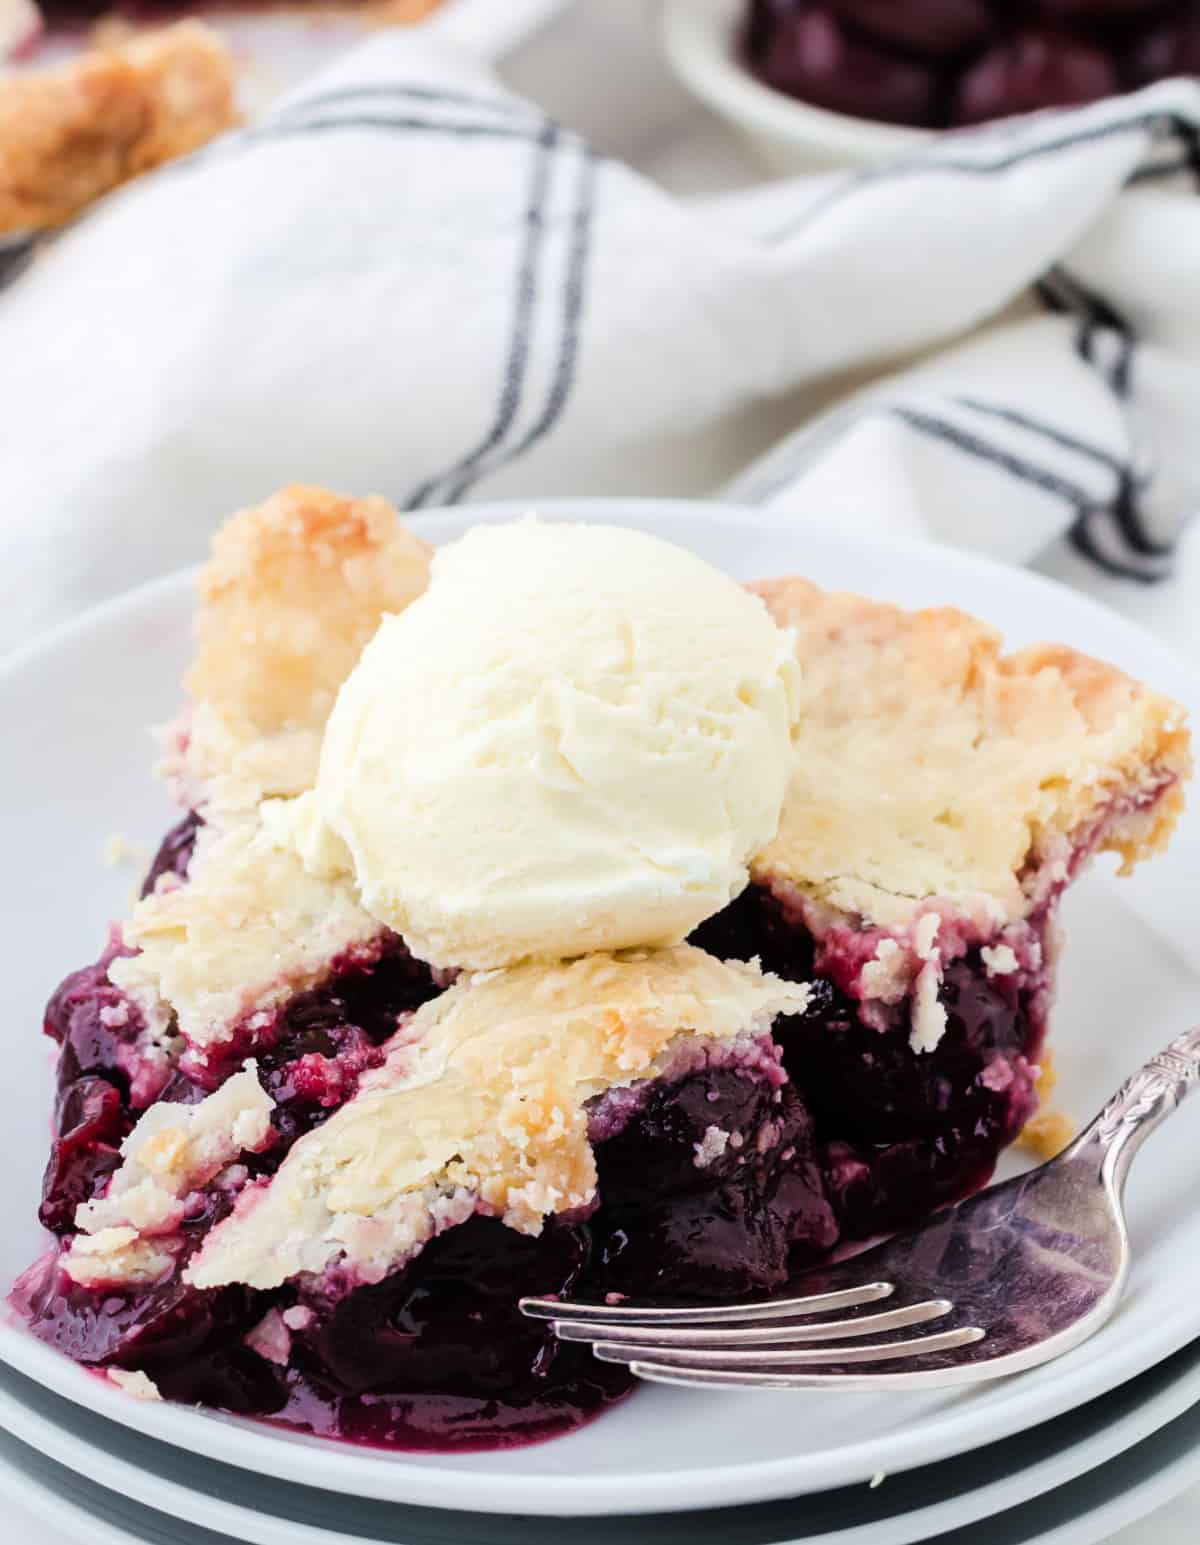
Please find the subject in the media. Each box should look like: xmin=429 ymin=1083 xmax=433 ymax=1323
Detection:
xmin=521 ymin=1026 xmax=1200 ymax=1391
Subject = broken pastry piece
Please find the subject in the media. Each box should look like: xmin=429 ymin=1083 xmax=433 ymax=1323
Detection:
xmin=0 ymin=23 xmax=237 ymax=236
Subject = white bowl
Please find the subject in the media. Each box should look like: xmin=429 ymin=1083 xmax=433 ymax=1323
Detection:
xmin=660 ymin=0 xmax=939 ymax=173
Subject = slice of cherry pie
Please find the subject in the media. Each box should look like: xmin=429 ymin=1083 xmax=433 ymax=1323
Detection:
xmin=15 ymin=485 xmax=1191 ymax=1452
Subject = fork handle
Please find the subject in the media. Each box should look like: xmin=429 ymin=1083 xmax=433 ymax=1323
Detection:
xmin=1066 ymin=1024 xmax=1200 ymax=1189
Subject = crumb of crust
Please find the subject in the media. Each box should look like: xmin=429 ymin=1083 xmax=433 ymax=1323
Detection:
xmin=1036 ymin=1050 xmax=1058 ymax=1101
xmin=107 ymin=1368 xmax=162 ymax=1401
xmin=65 ymin=1065 xmax=275 ymax=1286
xmin=72 ymin=1064 xmax=272 ymax=1235
xmin=0 ymin=23 xmax=238 ymax=236
xmin=187 ymin=484 xmax=431 ymax=759
xmin=1018 ymin=1108 xmax=1075 ymax=1161
xmin=103 ymin=832 xmax=151 ymax=870
xmin=751 ymin=576 xmax=1191 ymax=928
xmin=981 ymin=943 xmax=1019 ymax=977
xmin=1017 ymin=1052 xmax=1073 ymax=1159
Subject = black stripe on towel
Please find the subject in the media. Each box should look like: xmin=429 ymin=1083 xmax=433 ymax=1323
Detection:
xmin=250 ymin=114 xmax=551 ymax=147
xmin=1038 ymin=267 xmax=1135 ymax=398
xmin=891 ymin=407 xmax=1095 ymax=505
xmin=1110 ymin=470 xmax=1178 ymax=560
xmin=270 ymin=83 xmax=537 ymax=121
xmin=150 ymin=104 xmax=562 ymax=192
xmin=404 ymin=121 xmax=561 ymax=510
xmin=441 ymin=146 xmax=599 ymax=502
xmin=1166 ymin=112 xmax=1200 ymax=189
xmin=953 ymin=397 xmax=1128 ymax=477
xmin=766 ymin=106 xmax=1190 ymax=245
xmin=896 ymin=407 xmax=1174 ymax=582
xmin=1068 ymin=505 xmax=1174 ymax=582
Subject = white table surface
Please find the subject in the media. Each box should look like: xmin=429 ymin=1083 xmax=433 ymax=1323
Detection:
xmin=6 ymin=1 xmax=1199 ymax=1540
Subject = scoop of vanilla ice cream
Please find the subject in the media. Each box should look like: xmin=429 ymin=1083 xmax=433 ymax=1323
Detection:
xmin=271 ymin=519 xmax=800 ymax=970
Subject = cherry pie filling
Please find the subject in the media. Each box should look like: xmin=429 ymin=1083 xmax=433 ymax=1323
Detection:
xmin=14 ymin=804 xmax=1073 ymax=1451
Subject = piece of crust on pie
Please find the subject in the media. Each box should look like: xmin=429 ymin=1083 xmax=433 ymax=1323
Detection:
xmin=751 ymin=576 xmax=1189 ymax=935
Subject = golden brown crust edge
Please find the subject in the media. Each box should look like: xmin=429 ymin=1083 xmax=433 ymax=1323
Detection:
xmin=0 ymin=23 xmax=237 ymax=236
xmin=1006 ymin=640 xmax=1190 ymax=871
xmin=752 ymin=575 xmax=1191 ymax=907
xmin=188 ymin=483 xmax=432 ymax=745
xmin=123 ymin=487 xmax=432 ymax=1047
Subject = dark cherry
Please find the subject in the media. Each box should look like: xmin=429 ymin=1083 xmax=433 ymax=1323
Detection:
xmin=185 ymin=933 xmax=443 ymax=1093
xmin=743 ymin=0 xmax=1198 ymax=127
xmin=14 ymin=1246 xmax=282 ymax=1409
xmin=275 ymin=1217 xmax=635 ymax=1450
xmin=745 ymin=0 xmax=791 ymax=58
xmin=1032 ymin=0 xmax=1173 ymax=18
xmin=281 ymin=938 xmax=442 ymax=1050
xmin=140 ymin=810 xmax=202 ymax=897
xmin=35 ymin=0 xmax=112 ymax=14
xmin=1126 ymin=16 xmax=1200 ymax=84
xmin=772 ymin=954 xmax=1031 ymax=1144
xmin=253 ymin=1021 xmax=382 ymax=1162
xmin=820 ymin=1124 xmax=1003 ymax=1238
xmin=597 ymin=1176 xmax=805 ymax=1300
xmin=302 ymin=1218 xmax=592 ymax=1398
xmin=592 ymin=1064 xmax=790 ymax=1196
xmin=752 ymin=8 xmax=944 ymax=126
xmin=591 ymin=1072 xmax=839 ymax=1297
xmin=39 ymin=1077 xmax=125 ymax=1233
xmin=694 ymin=892 xmax=1045 ymax=1246
xmin=951 ymin=28 xmax=1120 ymax=124
xmin=690 ymin=879 xmax=817 ymax=982
xmin=828 ymin=0 xmax=995 ymax=59
xmin=44 ymin=956 xmax=139 ymax=1096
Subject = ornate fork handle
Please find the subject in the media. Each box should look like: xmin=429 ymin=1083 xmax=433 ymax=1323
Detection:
xmin=1070 ymin=1025 xmax=1200 ymax=1187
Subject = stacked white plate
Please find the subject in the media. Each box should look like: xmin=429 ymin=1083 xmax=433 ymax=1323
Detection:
xmin=2 ymin=501 xmax=1199 ymax=1544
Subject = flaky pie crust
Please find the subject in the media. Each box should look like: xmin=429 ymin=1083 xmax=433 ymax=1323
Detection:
xmin=114 ymin=486 xmax=430 ymax=1048
xmin=186 ymin=948 xmax=809 ymax=1291
xmin=753 ymin=577 xmax=1190 ymax=929
xmin=0 ymin=23 xmax=237 ymax=236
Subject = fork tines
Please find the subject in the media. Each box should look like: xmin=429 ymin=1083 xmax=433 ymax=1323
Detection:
xmin=520 ymin=1281 xmax=895 ymax=1325
xmin=520 ymin=1284 xmax=985 ymax=1387
xmin=553 ymin=1297 xmax=954 ymax=1348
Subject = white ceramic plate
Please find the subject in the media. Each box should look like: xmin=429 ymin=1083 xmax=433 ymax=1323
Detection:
xmin=4 ymin=1363 xmax=1200 ymax=1545
xmin=3 ymin=1331 xmax=1200 ymax=1545
xmin=1 ymin=500 xmax=1198 ymax=1518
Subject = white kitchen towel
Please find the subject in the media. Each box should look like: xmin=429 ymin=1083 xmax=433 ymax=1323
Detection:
xmin=2 ymin=31 xmax=1199 ymax=654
